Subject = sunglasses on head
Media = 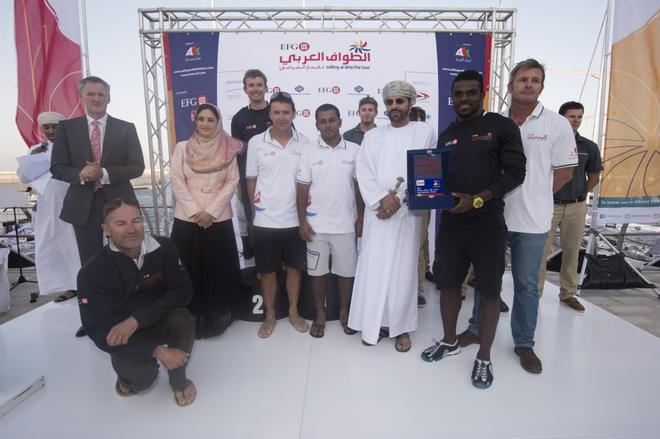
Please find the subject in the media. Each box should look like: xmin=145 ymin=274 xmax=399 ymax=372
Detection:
xmin=384 ymin=98 xmax=408 ymax=105
xmin=270 ymin=91 xmax=292 ymax=101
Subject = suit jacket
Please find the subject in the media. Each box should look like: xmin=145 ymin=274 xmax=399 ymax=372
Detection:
xmin=50 ymin=115 xmax=145 ymax=226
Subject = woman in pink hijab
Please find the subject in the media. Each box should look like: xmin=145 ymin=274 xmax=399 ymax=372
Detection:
xmin=170 ymin=103 xmax=243 ymax=339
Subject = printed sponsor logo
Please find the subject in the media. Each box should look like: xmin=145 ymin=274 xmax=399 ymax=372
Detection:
xmin=317 ymin=86 xmax=341 ymax=94
xmin=416 ymin=179 xmax=425 ymax=186
xmin=280 ymin=42 xmax=311 ymax=51
xmin=349 ymin=40 xmax=371 ymax=54
xmin=454 ymin=44 xmax=473 ymax=63
xmin=527 ymin=133 xmax=548 ymax=141
xmin=354 ymin=85 xmax=364 ymax=93
xmin=471 ymin=132 xmax=493 ymax=142
xmin=184 ymin=43 xmax=202 ymax=62
xmin=294 ymin=85 xmax=305 ymax=92
xmin=416 ymin=91 xmax=430 ymax=101
xmin=455 ymin=47 xmax=471 ymax=57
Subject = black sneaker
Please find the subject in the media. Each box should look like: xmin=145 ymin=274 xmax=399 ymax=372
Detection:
xmin=471 ymin=359 xmax=493 ymax=389
xmin=420 ymin=339 xmax=460 ymax=362
xmin=417 ymin=294 xmax=426 ymax=308
xmin=500 ymin=299 xmax=509 ymax=313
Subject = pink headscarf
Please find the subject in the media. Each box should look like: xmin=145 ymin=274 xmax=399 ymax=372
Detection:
xmin=185 ymin=105 xmax=242 ymax=174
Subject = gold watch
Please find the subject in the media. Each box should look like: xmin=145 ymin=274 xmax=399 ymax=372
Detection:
xmin=472 ymin=196 xmax=484 ymax=209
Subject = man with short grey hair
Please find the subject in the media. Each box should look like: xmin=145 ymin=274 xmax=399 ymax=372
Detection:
xmin=51 ymin=76 xmax=145 ymax=266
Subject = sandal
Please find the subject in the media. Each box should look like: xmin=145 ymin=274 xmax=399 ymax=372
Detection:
xmin=115 ymin=380 xmax=136 ymax=397
xmin=289 ymin=316 xmax=310 ymax=333
xmin=174 ymin=379 xmax=196 ymax=407
xmin=54 ymin=290 xmax=77 ymax=303
xmin=362 ymin=327 xmax=389 ymax=346
xmin=258 ymin=319 xmax=277 ymax=338
xmin=395 ymin=333 xmax=412 ymax=353
xmin=310 ymin=321 xmax=325 ymax=338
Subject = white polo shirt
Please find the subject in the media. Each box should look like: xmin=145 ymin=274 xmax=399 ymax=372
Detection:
xmin=502 ymin=102 xmax=578 ymax=233
xmin=246 ymin=127 xmax=310 ymax=228
xmin=296 ymin=137 xmax=359 ymax=234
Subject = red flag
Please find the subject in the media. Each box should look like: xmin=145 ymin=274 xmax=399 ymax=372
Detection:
xmin=14 ymin=0 xmax=85 ymax=147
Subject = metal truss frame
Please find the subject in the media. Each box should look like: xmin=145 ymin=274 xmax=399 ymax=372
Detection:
xmin=139 ymin=7 xmax=517 ymax=235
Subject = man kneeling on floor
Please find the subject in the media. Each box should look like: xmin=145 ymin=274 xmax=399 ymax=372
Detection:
xmin=77 ymin=198 xmax=197 ymax=406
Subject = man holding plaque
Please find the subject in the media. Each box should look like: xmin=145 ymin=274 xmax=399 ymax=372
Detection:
xmin=459 ymin=60 xmax=577 ymax=376
xmin=421 ymin=70 xmax=525 ymax=389
xmin=348 ymin=80 xmax=436 ymax=352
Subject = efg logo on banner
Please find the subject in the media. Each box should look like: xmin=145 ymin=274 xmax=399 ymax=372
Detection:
xmin=435 ymin=33 xmax=491 ymax=131
xmin=163 ymin=32 xmax=219 ymax=144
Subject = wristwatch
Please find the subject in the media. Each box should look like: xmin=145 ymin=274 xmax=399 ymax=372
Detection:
xmin=472 ymin=196 xmax=484 ymax=209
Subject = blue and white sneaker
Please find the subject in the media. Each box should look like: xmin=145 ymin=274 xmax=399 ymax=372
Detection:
xmin=420 ymin=338 xmax=461 ymax=362
xmin=471 ymin=359 xmax=494 ymax=389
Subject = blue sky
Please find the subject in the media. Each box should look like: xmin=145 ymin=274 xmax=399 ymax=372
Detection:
xmin=0 ymin=0 xmax=608 ymax=170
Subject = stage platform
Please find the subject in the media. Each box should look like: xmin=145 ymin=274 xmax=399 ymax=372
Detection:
xmin=1 ymin=275 xmax=659 ymax=439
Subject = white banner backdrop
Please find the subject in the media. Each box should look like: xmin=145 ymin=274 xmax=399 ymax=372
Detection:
xmin=216 ymin=32 xmax=440 ymax=138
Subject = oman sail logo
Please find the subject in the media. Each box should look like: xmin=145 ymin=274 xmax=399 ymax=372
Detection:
xmin=455 ymin=47 xmax=471 ymax=57
xmin=185 ymin=45 xmax=201 ymax=57
xmin=349 ymin=40 xmax=370 ymax=54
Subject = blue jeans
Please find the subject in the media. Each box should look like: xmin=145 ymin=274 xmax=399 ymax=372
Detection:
xmin=467 ymin=231 xmax=547 ymax=348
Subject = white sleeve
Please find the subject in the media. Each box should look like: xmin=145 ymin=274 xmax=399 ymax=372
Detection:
xmin=245 ymin=137 xmax=258 ymax=178
xmin=552 ymin=117 xmax=578 ymax=169
xmin=296 ymin=147 xmax=312 ymax=185
xmin=356 ymin=134 xmax=389 ymax=210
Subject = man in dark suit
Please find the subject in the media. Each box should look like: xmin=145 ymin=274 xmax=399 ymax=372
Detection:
xmin=51 ymin=76 xmax=145 ymax=265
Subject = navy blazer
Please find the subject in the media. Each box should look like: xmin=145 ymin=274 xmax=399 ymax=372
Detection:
xmin=50 ymin=115 xmax=145 ymax=226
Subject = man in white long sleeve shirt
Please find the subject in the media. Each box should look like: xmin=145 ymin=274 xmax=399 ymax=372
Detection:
xmin=348 ymin=81 xmax=437 ymax=352
xmin=16 ymin=112 xmax=80 ymax=301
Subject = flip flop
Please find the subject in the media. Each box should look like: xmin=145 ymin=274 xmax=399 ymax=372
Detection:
xmin=395 ymin=333 xmax=412 ymax=353
xmin=115 ymin=380 xmax=136 ymax=397
xmin=310 ymin=321 xmax=325 ymax=338
xmin=54 ymin=290 xmax=77 ymax=303
xmin=258 ymin=319 xmax=277 ymax=338
xmin=174 ymin=380 xmax=196 ymax=407
xmin=289 ymin=316 xmax=310 ymax=333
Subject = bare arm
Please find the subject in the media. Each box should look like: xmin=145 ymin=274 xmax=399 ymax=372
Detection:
xmin=296 ymin=182 xmax=315 ymax=241
xmin=553 ymin=167 xmax=573 ymax=193
xmin=246 ymin=177 xmax=257 ymax=220
xmin=586 ymin=171 xmax=601 ymax=193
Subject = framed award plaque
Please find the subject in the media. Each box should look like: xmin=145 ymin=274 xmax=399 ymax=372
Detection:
xmin=407 ymin=147 xmax=454 ymax=210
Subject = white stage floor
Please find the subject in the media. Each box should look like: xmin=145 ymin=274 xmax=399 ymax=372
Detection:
xmin=1 ymin=275 xmax=660 ymax=439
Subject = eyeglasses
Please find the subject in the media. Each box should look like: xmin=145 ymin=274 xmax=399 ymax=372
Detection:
xmin=384 ymin=98 xmax=408 ymax=105
xmin=270 ymin=91 xmax=292 ymax=101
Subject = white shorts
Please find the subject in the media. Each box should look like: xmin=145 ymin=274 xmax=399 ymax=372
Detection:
xmin=306 ymin=232 xmax=357 ymax=277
